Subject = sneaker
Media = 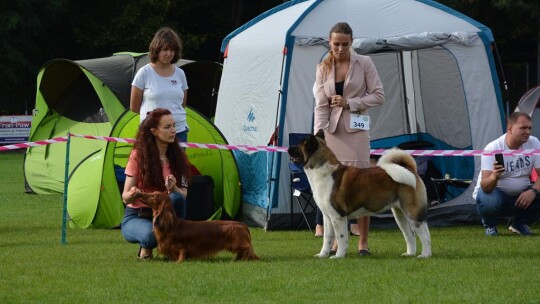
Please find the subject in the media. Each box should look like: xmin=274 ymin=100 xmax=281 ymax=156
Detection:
xmin=484 ymin=226 xmax=499 ymax=236
xmin=509 ymin=224 xmax=534 ymax=236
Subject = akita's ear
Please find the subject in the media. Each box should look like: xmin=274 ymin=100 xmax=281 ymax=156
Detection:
xmin=315 ymin=129 xmax=325 ymax=139
xmin=306 ymin=133 xmax=319 ymax=153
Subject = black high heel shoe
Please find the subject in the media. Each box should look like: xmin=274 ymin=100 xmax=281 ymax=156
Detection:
xmin=357 ymin=249 xmax=371 ymax=256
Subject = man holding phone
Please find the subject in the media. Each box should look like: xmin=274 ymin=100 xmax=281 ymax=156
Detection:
xmin=472 ymin=112 xmax=540 ymax=236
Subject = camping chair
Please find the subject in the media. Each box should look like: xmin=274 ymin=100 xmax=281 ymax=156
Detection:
xmin=397 ymin=140 xmax=444 ymax=205
xmin=288 ymin=133 xmax=318 ymax=232
xmin=397 ymin=140 xmax=472 ymax=205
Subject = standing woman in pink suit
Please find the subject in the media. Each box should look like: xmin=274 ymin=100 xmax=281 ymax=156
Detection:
xmin=313 ymin=22 xmax=385 ymax=256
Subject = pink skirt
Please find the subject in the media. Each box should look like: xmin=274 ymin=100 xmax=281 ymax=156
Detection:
xmin=324 ymin=116 xmax=370 ymax=169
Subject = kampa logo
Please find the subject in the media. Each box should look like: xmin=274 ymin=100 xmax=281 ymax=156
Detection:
xmin=247 ymin=109 xmax=255 ymax=122
xmin=243 ymin=108 xmax=257 ymax=132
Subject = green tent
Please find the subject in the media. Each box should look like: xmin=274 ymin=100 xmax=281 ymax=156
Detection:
xmin=25 ymin=53 xmax=241 ymax=228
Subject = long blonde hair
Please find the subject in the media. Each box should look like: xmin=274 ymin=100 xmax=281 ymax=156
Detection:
xmin=321 ymin=22 xmax=353 ymax=73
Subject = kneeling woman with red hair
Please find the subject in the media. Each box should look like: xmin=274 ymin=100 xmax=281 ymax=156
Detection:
xmin=121 ymin=108 xmax=191 ymax=260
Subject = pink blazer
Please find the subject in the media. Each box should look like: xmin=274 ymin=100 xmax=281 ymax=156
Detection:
xmin=313 ymin=52 xmax=384 ymax=134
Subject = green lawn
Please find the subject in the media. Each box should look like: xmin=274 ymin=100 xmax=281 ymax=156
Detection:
xmin=1 ymin=152 xmax=539 ymax=303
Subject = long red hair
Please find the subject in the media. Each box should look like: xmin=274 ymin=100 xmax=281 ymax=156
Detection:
xmin=133 ymin=108 xmax=191 ymax=191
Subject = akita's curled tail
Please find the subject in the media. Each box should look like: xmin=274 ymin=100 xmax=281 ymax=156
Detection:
xmin=377 ymin=149 xmax=418 ymax=188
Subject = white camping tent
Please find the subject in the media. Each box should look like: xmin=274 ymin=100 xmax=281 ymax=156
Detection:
xmin=215 ymin=0 xmax=505 ymax=229
xmin=515 ymin=85 xmax=540 ymax=137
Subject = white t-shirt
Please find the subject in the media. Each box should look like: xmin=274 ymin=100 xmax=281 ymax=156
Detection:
xmin=472 ymin=134 xmax=540 ymax=199
xmin=132 ymin=64 xmax=189 ymax=132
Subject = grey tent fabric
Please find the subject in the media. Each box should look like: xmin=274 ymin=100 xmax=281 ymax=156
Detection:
xmin=296 ymin=32 xmax=477 ymax=53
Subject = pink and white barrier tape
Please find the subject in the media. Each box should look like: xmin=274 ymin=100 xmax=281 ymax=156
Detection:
xmin=0 ymin=137 xmax=68 ymax=151
xmin=2 ymin=133 xmax=540 ymax=156
xmin=69 ymin=134 xmax=289 ymax=153
xmin=369 ymin=148 xmax=536 ymax=156
xmin=70 ymin=134 xmax=136 ymax=144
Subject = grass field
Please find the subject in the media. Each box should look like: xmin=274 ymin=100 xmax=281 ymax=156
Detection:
xmin=1 ymin=152 xmax=539 ymax=303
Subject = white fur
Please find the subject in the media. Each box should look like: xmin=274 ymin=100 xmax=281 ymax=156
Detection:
xmin=378 ymin=163 xmax=416 ymax=189
xmin=305 ymin=163 xmax=350 ymax=258
xmin=391 ymin=208 xmax=432 ymax=258
xmin=305 ymin=162 xmax=339 ymax=218
xmin=377 ymin=149 xmax=417 ymax=189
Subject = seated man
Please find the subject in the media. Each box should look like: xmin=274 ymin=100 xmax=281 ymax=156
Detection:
xmin=472 ymin=112 xmax=540 ymax=236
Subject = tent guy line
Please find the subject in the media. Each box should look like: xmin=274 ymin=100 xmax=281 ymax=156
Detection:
xmin=2 ymin=133 xmax=539 ymax=157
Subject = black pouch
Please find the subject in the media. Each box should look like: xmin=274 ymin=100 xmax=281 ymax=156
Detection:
xmin=137 ymin=208 xmax=153 ymax=220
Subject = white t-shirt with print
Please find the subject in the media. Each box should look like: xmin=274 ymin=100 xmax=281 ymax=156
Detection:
xmin=132 ymin=64 xmax=189 ymax=132
xmin=472 ymin=134 xmax=540 ymax=199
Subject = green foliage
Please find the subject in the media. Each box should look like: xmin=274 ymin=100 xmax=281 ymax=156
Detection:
xmin=1 ymin=152 xmax=540 ymax=303
xmin=438 ymin=0 xmax=540 ymax=106
xmin=3 ymin=0 xmax=540 ymax=114
xmin=0 ymin=0 xmax=285 ymax=114
xmin=438 ymin=0 xmax=540 ymax=45
xmin=0 ymin=0 xmax=69 ymax=114
xmin=68 ymin=0 xmax=171 ymax=57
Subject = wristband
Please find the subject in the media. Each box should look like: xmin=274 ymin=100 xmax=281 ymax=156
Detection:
xmin=528 ymin=186 xmax=539 ymax=196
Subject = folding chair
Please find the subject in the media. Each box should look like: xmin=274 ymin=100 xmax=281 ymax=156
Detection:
xmin=288 ymin=133 xmax=318 ymax=232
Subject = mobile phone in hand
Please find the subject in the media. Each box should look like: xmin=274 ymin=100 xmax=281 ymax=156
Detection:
xmin=494 ymin=153 xmax=504 ymax=168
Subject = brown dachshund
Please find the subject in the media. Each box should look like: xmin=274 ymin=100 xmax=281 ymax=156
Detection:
xmin=135 ymin=191 xmax=259 ymax=262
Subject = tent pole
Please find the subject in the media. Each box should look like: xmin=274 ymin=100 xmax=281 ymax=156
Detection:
xmin=265 ymin=131 xmax=280 ymax=231
xmin=264 ymin=150 xmax=272 ymax=231
xmin=265 ymin=48 xmax=287 ymax=230
xmin=493 ymin=41 xmax=510 ymax=117
xmin=61 ymin=132 xmax=71 ymax=245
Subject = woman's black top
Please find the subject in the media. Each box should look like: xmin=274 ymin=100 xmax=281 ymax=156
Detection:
xmin=335 ymin=81 xmax=344 ymax=96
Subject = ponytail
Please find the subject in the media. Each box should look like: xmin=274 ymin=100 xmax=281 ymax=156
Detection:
xmin=321 ymin=22 xmax=353 ymax=74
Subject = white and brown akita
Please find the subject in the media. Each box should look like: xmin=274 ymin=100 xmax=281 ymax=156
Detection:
xmin=288 ymin=130 xmax=432 ymax=258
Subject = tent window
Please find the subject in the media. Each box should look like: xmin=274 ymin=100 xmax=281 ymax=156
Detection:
xmin=368 ymin=47 xmax=471 ymax=149
xmin=418 ymin=47 xmax=471 ymax=148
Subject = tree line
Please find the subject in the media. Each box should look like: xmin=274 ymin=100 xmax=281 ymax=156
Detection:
xmin=1 ymin=0 xmax=538 ymax=114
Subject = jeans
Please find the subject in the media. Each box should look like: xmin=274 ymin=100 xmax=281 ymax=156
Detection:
xmin=121 ymin=191 xmax=187 ymax=249
xmin=315 ymin=207 xmax=323 ymax=225
xmin=475 ymin=187 xmax=540 ymax=228
xmin=176 ymin=129 xmax=188 ymax=151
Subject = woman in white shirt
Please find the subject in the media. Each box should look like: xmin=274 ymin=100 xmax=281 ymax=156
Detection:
xmin=131 ymin=27 xmax=189 ymax=143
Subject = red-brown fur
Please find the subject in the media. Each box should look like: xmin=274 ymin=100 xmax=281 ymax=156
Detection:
xmin=135 ymin=191 xmax=260 ymax=262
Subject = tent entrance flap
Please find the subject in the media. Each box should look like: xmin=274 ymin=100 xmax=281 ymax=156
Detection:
xmin=402 ymin=50 xmax=420 ymax=134
xmin=369 ymin=47 xmax=471 ymax=149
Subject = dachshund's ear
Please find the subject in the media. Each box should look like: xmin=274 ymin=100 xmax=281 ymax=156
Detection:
xmin=315 ymin=129 xmax=325 ymax=139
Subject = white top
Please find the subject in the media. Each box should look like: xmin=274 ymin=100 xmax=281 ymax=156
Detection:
xmin=473 ymin=134 xmax=540 ymax=199
xmin=132 ymin=64 xmax=189 ymax=132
